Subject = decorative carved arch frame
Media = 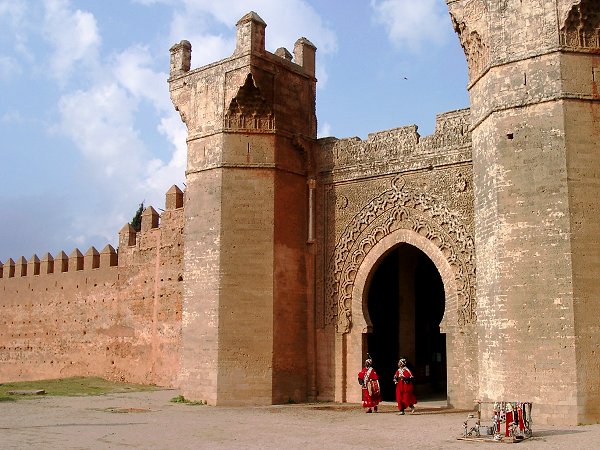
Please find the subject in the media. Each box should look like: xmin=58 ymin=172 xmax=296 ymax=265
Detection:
xmin=326 ymin=175 xmax=476 ymax=335
xmin=343 ymin=228 xmax=462 ymax=404
xmin=328 ymin=175 xmax=479 ymax=406
xmin=351 ymin=229 xmax=459 ymax=335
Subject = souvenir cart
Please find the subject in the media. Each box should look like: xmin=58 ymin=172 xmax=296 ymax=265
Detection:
xmin=459 ymin=400 xmax=533 ymax=443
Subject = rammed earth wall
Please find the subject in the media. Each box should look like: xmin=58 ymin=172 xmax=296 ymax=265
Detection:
xmin=0 ymin=188 xmax=184 ymax=386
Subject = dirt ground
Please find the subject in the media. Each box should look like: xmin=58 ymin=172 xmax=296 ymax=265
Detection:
xmin=1 ymin=390 xmax=599 ymax=449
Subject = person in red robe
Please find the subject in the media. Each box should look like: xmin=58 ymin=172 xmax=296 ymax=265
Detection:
xmin=358 ymin=357 xmax=381 ymax=413
xmin=394 ymin=358 xmax=417 ymax=415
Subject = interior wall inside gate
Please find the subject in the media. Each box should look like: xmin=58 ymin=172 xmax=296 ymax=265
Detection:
xmin=343 ymin=229 xmax=478 ymax=408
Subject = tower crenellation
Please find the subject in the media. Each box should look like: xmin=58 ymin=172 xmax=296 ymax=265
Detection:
xmin=69 ymin=249 xmax=84 ymax=271
xmin=0 ymin=184 xmax=184 ymax=279
xmin=141 ymin=206 xmax=160 ymax=232
xmin=100 ymin=245 xmax=118 ymax=267
xmin=294 ymin=37 xmax=316 ymax=77
xmin=169 ymin=40 xmax=191 ymax=77
xmin=27 ymin=254 xmax=40 ymax=276
xmin=84 ymin=247 xmax=100 ymax=270
xmin=55 ymin=251 xmax=68 ymax=273
xmin=234 ymin=11 xmax=267 ymax=56
xmin=40 ymin=252 xmax=54 ymax=275
xmin=16 ymin=256 xmax=27 ymax=277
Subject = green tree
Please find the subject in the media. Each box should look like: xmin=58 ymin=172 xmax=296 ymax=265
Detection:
xmin=131 ymin=202 xmax=144 ymax=232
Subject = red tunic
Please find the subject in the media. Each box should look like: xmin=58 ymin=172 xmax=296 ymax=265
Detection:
xmin=358 ymin=367 xmax=382 ymax=409
xmin=394 ymin=367 xmax=417 ymax=410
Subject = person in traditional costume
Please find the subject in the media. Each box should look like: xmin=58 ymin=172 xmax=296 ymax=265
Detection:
xmin=394 ymin=358 xmax=417 ymax=415
xmin=358 ymin=356 xmax=381 ymax=413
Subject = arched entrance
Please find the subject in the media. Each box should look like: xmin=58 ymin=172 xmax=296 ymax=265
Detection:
xmin=366 ymin=243 xmax=446 ymax=401
xmin=342 ymin=227 xmax=471 ymax=406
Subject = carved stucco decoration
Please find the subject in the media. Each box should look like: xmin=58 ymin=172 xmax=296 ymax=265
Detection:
xmin=326 ymin=176 xmax=476 ymax=334
xmin=450 ymin=0 xmax=489 ymax=82
xmin=317 ymin=109 xmax=471 ymax=172
xmin=456 ymin=172 xmax=468 ymax=193
xmin=336 ymin=195 xmax=349 ymax=210
xmin=224 ymin=73 xmax=275 ymax=130
xmin=453 ymin=22 xmax=489 ymax=82
xmin=560 ymin=0 xmax=600 ymax=49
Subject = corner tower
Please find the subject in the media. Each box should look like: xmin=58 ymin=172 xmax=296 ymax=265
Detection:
xmin=169 ymin=12 xmax=317 ymax=405
xmin=447 ymin=0 xmax=600 ymax=424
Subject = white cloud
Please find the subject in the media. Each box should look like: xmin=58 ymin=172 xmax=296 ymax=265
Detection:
xmin=169 ymin=14 xmax=236 ymax=68
xmin=0 ymin=0 xmax=32 ymax=63
xmin=0 ymin=55 xmax=20 ymax=79
xmin=176 ymin=0 xmax=337 ymax=52
xmin=42 ymin=0 xmax=101 ymax=82
xmin=43 ymin=1 xmax=188 ymax=249
xmin=57 ymin=83 xmax=145 ymax=178
xmin=371 ymin=0 xmax=451 ymax=51
xmin=0 ymin=110 xmax=22 ymax=123
xmin=142 ymin=112 xmax=187 ymax=193
xmin=130 ymin=0 xmax=169 ymax=4
xmin=111 ymin=45 xmax=171 ymax=112
xmin=109 ymin=45 xmax=186 ymax=198
xmin=56 ymin=81 xmax=181 ymax=246
xmin=0 ymin=0 xmax=27 ymax=30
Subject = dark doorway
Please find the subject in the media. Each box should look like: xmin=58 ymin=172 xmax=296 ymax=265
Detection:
xmin=366 ymin=244 xmax=446 ymax=401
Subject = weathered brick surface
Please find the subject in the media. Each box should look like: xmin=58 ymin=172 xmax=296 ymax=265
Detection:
xmin=448 ymin=0 xmax=600 ymax=424
xmin=170 ymin=12 xmax=314 ymax=405
xmin=2 ymin=6 xmax=598 ymax=426
xmin=0 ymin=193 xmax=183 ymax=387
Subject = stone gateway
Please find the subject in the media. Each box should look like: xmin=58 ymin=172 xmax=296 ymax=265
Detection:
xmin=1 ymin=2 xmax=599 ymax=426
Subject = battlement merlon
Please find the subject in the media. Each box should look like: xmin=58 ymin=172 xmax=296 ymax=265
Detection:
xmin=168 ymin=11 xmax=318 ymax=149
xmin=169 ymin=40 xmax=191 ymax=77
xmin=294 ymin=37 xmax=316 ymax=78
xmin=0 ymin=185 xmax=184 ymax=279
xmin=169 ymin=12 xmax=316 ymax=81
xmin=234 ymin=11 xmax=267 ymax=57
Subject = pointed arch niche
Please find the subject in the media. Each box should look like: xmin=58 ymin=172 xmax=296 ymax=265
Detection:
xmin=327 ymin=177 xmax=480 ymax=408
xmin=336 ymin=229 xmax=479 ymax=408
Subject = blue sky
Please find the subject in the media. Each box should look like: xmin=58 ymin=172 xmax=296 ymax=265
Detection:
xmin=0 ymin=0 xmax=468 ymax=263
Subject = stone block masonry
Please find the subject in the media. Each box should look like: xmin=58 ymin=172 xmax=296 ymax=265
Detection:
xmin=2 ymin=4 xmax=599 ymax=427
xmin=447 ymin=0 xmax=600 ymax=424
xmin=170 ymin=11 xmax=316 ymax=406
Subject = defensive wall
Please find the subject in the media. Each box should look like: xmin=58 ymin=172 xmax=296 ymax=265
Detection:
xmin=0 ymin=185 xmax=185 ymax=387
xmin=2 ymin=3 xmax=599 ymax=427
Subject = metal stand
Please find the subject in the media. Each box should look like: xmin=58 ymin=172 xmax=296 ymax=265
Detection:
xmin=459 ymin=400 xmax=533 ymax=444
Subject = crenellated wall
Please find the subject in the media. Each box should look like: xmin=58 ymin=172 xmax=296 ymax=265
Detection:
xmin=0 ymin=185 xmax=185 ymax=386
xmin=2 ymin=6 xmax=598 ymax=426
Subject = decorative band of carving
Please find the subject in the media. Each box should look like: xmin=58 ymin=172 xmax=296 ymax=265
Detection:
xmin=560 ymin=0 xmax=600 ymax=49
xmin=326 ymin=176 xmax=476 ymax=334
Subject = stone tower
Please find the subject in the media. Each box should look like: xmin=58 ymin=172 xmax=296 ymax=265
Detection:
xmin=168 ymin=12 xmax=317 ymax=405
xmin=447 ymin=0 xmax=600 ymax=424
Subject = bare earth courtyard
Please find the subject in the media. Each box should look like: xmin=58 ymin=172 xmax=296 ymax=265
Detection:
xmin=0 ymin=390 xmax=599 ymax=449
